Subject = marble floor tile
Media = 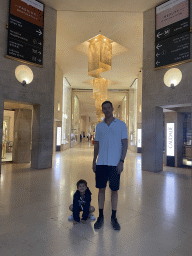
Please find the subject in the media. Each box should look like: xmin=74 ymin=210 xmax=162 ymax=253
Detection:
xmin=0 ymin=142 xmax=192 ymax=256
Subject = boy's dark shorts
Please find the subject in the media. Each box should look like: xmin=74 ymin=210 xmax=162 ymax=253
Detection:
xmin=95 ymin=165 xmax=120 ymax=191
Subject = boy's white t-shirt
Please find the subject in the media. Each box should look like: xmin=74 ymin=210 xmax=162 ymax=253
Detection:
xmin=95 ymin=118 xmax=128 ymax=166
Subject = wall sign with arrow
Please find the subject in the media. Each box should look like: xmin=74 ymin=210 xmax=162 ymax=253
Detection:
xmin=155 ymin=31 xmax=190 ymax=68
xmin=155 ymin=0 xmax=190 ymax=69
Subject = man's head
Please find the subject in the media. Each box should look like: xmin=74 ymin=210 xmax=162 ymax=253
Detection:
xmin=102 ymin=101 xmax=114 ymax=118
xmin=77 ymin=179 xmax=87 ymax=194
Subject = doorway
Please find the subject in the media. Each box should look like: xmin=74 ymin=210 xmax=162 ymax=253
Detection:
xmin=1 ymin=101 xmax=33 ymax=164
xmin=1 ymin=110 xmax=14 ymax=162
xmin=162 ymin=104 xmax=192 ymax=168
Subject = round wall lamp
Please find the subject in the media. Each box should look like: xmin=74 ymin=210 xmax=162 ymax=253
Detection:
xmin=15 ymin=65 xmax=33 ymax=86
xmin=164 ymin=68 xmax=182 ymax=89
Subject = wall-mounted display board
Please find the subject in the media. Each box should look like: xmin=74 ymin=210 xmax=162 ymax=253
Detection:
xmin=155 ymin=0 xmax=191 ymax=69
xmin=155 ymin=31 xmax=190 ymax=67
xmin=156 ymin=0 xmax=190 ymax=41
xmin=6 ymin=0 xmax=44 ymax=66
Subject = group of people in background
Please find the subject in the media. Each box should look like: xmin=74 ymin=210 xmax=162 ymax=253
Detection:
xmin=80 ymin=133 xmax=94 ymax=142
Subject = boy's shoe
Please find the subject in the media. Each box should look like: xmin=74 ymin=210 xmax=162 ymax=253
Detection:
xmin=88 ymin=213 xmax=96 ymax=220
xmin=111 ymin=217 xmax=121 ymax=230
xmin=94 ymin=216 xmax=104 ymax=229
xmin=68 ymin=214 xmax=73 ymax=220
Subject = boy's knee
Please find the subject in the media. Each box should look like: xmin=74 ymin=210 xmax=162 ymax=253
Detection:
xmin=90 ymin=206 xmax=95 ymax=212
xmin=69 ymin=204 xmax=73 ymax=211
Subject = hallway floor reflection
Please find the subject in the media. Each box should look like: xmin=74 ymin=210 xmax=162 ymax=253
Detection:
xmin=0 ymin=142 xmax=192 ymax=256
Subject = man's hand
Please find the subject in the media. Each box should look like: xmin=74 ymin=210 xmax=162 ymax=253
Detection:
xmin=117 ymin=161 xmax=124 ymax=174
xmin=92 ymin=160 xmax=96 ymax=173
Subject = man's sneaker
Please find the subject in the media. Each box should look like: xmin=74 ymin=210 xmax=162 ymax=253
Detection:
xmin=68 ymin=214 xmax=73 ymax=220
xmin=89 ymin=213 xmax=96 ymax=220
xmin=94 ymin=216 xmax=104 ymax=229
xmin=111 ymin=217 xmax=121 ymax=230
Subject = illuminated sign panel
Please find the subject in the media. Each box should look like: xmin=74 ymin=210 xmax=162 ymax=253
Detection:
xmin=57 ymin=127 xmax=61 ymax=146
xmin=137 ymin=129 xmax=142 ymax=148
xmin=167 ymin=123 xmax=175 ymax=156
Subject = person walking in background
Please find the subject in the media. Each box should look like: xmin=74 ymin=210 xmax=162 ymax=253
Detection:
xmin=92 ymin=101 xmax=128 ymax=230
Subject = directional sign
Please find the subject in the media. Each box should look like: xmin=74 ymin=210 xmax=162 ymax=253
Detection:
xmin=9 ymin=14 xmax=43 ymax=39
xmin=7 ymin=0 xmax=44 ymax=66
xmin=155 ymin=31 xmax=190 ymax=68
xmin=8 ymin=28 xmax=43 ymax=49
xmin=156 ymin=0 xmax=190 ymax=42
xmin=7 ymin=38 xmax=43 ymax=65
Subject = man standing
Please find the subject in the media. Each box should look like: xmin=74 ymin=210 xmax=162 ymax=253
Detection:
xmin=92 ymin=101 xmax=128 ymax=230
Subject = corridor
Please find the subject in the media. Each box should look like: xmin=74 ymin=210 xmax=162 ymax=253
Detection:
xmin=0 ymin=143 xmax=192 ymax=255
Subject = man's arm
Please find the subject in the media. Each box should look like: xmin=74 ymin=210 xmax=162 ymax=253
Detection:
xmin=93 ymin=141 xmax=99 ymax=162
xmin=120 ymin=138 xmax=128 ymax=161
xmin=117 ymin=139 xmax=128 ymax=174
xmin=92 ymin=141 xmax=99 ymax=172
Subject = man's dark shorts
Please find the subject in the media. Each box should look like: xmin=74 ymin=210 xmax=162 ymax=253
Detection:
xmin=95 ymin=165 xmax=120 ymax=191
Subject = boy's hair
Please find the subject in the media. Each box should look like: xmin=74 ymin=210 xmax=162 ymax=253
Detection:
xmin=102 ymin=101 xmax=113 ymax=109
xmin=76 ymin=179 xmax=87 ymax=188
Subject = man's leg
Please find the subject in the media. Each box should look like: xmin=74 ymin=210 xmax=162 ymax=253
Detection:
xmin=98 ymin=187 xmax=106 ymax=210
xmin=111 ymin=190 xmax=118 ymax=211
xmin=94 ymin=187 xmax=106 ymax=229
xmin=109 ymin=166 xmax=121 ymax=230
xmin=94 ymin=165 xmax=108 ymax=229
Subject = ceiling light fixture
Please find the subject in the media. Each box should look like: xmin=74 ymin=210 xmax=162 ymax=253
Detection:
xmin=88 ymin=34 xmax=113 ymax=78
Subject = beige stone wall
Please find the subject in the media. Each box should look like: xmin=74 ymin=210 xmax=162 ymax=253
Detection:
xmin=54 ymin=63 xmax=63 ymax=122
xmin=0 ymin=0 xmax=57 ymax=172
xmin=142 ymin=5 xmax=192 ymax=172
xmin=137 ymin=71 xmax=142 ymax=129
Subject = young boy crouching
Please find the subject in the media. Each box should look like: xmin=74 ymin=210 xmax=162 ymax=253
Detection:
xmin=69 ymin=179 xmax=95 ymax=224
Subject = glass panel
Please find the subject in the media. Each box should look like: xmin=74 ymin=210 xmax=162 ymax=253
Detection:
xmin=72 ymin=95 xmax=80 ymax=142
xmin=62 ymin=78 xmax=71 ymax=145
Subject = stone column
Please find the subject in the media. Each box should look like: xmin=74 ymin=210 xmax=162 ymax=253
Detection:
xmin=31 ymin=104 xmax=53 ymax=169
xmin=155 ymin=107 xmax=164 ymax=171
xmin=142 ymin=106 xmax=163 ymax=172
xmin=176 ymin=113 xmax=184 ymax=167
xmin=12 ymin=109 xmax=32 ymax=163
xmin=31 ymin=105 xmax=40 ymax=169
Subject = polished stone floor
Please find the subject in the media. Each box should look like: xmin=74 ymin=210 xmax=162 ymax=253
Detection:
xmin=0 ymin=142 xmax=192 ymax=256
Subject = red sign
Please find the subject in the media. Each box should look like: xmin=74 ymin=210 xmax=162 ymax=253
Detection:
xmin=10 ymin=0 xmax=44 ymax=28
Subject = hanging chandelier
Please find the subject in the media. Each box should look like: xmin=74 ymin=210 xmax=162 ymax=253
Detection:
xmin=88 ymin=34 xmax=112 ymax=78
xmin=87 ymin=34 xmax=113 ymax=122
xmin=93 ymin=77 xmax=108 ymax=101
xmin=77 ymin=34 xmax=127 ymax=122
